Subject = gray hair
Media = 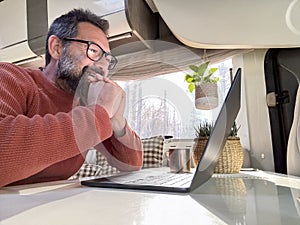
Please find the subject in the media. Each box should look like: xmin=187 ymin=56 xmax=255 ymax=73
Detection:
xmin=45 ymin=8 xmax=109 ymax=66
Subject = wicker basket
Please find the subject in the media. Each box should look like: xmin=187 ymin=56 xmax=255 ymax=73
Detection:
xmin=192 ymin=137 xmax=208 ymax=166
xmin=195 ymin=83 xmax=218 ymax=110
xmin=193 ymin=137 xmax=244 ymax=173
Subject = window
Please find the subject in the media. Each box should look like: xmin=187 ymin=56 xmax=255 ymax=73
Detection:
xmin=117 ymin=59 xmax=233 ymax=138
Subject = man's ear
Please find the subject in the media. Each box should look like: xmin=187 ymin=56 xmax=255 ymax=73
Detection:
xmin=48 ymin=35 xmax=63 ymax=60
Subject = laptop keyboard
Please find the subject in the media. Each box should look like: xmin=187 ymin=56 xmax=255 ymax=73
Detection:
xmin=122 ymin=173 xmax=194 ymax=186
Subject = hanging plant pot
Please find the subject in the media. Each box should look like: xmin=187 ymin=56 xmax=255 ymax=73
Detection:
xmin=195 ymin=83 xmax=218 ymax=110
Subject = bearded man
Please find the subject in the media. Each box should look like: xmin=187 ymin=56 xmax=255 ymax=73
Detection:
xmin=0 ymin=8 xmax=143 ymax=187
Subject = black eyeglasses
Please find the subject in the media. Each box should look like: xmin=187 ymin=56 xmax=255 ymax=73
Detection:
xmin=63 ymin=38 xmax=118 ymax=70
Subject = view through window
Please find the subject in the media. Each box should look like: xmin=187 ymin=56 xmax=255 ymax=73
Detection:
xmin=117 ymin=59 xmax=233 ymax=138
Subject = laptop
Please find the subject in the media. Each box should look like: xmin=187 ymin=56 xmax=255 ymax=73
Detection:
xmin=81 ymin=68 xmax=242 ymax=193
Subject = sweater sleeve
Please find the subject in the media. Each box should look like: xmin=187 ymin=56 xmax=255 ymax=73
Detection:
xmin=0 ymin=64 xmax=113 ymax=187
xmin=94 ymin=122 xmax=143 ymax=171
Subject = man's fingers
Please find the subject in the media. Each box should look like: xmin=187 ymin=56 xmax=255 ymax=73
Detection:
xmin=83 ymin=66 xmax=106 ymax=82
xmin=87 ymin=81 xmax=105 ymax=105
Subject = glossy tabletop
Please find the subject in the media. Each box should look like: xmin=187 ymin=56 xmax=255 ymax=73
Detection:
xmin=0 ymin=169 xmax=299 ymax=225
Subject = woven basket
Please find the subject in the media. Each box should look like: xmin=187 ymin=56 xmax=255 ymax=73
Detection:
xmin=192 ymin=137 xmax=208 ymax=165
xmin=195 ymin=83 xmax=218 ymax=110
xmin=193 ymin=137 xmax=244 ymax=173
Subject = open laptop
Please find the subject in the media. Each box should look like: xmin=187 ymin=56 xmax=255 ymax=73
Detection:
xmin=81 ymin=68 xmax=242 ymax=193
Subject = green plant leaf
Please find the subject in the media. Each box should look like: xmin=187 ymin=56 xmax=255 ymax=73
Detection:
xmin=229 ymin=122 xmax=241 ymax=137
xmin=194 ymin=121 xmax=214 ymax=137
xmin=197 ymin=61 xmax=209 ymax=76
xmin=184 ymin=61 xmax=219 ymax=92
xmin=204 ymin=73 xmax=213 ymax=81
xmin=188 ymin=83 xmax=195 ymax=93
xmin=193 ymin=75 xmax=201 ymax=82
xmin=189 ymin=65 xmax=199 ymax=73
xmin=207 ymin=67 xmax=218 ymax=76
xmin=184 ymin=74 xmax=194 ymax=83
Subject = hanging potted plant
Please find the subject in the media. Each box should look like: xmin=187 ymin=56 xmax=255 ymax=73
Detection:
xmin=184 ymin=61 xmax=219 ymax=110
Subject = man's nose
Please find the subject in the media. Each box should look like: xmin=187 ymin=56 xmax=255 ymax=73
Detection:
xmin=93 ymin=60 xmax=109 ymax=77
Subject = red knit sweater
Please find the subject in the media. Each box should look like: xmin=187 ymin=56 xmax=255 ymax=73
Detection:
xmin=0 ymin=63 xmax=143 ymax=187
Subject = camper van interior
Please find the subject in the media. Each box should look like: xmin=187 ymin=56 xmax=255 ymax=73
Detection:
xmin=1 ymin=0 xmax=300 ymax=224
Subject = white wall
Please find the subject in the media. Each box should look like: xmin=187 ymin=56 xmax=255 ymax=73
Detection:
xmin=233 ymin=50 xmax=275 ymax=171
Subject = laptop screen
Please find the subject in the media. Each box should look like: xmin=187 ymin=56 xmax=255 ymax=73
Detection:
xmin=190 ymin=68 xmax=241 ymax=191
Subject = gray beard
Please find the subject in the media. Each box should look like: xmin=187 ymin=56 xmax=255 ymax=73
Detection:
xmin=55 ymin=50 xmax=106 ymax=105
xmin=56 ymin=51 xmax=83 ymax=94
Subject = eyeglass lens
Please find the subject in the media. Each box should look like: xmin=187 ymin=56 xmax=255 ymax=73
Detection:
xmin=87 ymin=43 xmax=117 ymax=70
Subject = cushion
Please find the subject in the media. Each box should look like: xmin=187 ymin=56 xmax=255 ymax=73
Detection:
xmin=71 ymin=163 xmax=102 ymax=179
xmin=72 ymin=135 xmax=165 ymax=178
xmin=94 ymin=135 xmax=165 ymax=171
xmin=141 ymin=135 xmax=164 ymax=168
xmin=96 ymin=152 xmax=120 ymax=175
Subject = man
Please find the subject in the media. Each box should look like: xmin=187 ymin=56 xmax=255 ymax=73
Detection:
xmin=0 ymin=9 xmax=143 ymax=187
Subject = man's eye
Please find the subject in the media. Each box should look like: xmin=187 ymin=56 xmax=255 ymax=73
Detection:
xmin=88 ymin=48 xmax=99 ymax=55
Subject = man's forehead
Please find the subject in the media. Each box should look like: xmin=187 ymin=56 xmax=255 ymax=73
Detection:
xmin=77 ymin=22 xmax=109 ymax=51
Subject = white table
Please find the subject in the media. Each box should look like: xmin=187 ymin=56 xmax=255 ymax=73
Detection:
xmin=1 ymin=169 xmax=300 ymax=225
